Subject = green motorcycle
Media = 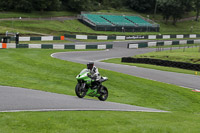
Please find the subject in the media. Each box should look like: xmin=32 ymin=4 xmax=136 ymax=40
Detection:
xmin=75 ymin=69 xmax=108 ymax=101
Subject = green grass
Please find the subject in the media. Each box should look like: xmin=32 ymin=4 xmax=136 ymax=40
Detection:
xmin=0 ymin=49 xmax=200 ymax=132
xmin=0 ymin=49 xmax=199 ymax=111
xmin=0 ymin=10 xmax=200 ymax=36
xmin=96 ymin=9 xmax=196 ymax=21
xmin=0 ymin=25 xmax=48 ymax=36
xmin=150 ymin=44 xmax=200 ymax=48
xmin=0 ymin=11 xmax=76 ymax=18
xmin=103 ymin=46 xmax=200 ymax=75
xmin=135 ymin=47 xmax=200 ymax=64
xmin=103 ymin=58 xmax=199 ymax=75
xmin=1 ymin=18 xmax=200 ymax=36
xmin=0 ymin=111 xmax=200 ymax=133
xmin=0 ymin=20 xmax=73 ymax=36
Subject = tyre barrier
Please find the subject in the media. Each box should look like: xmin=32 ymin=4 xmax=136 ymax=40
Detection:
xmin=65 ymin=34 xmax=200 ymax=40
xmin=0 ymin=43 xmax=113 ymax=50
xmin=127 ymin=39 xmax=200 ymax=48
xmin=122 ymin=57 xmax=200 ymax=71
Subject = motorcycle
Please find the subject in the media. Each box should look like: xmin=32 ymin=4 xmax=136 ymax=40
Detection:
xmin=75 ymin=69 xmax=108 ymax=101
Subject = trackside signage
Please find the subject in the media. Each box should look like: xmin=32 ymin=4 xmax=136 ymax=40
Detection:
xmin=126 ymin=35 xmax=145 ymax=40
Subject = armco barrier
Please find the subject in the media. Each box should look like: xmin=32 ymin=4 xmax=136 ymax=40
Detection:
xmin=4 ymin=34 xmax=200 ymax=41
xmin=127 ymin=39 xmax=200 ymax=48
xmin=10 ymin=36 xmax=65 ymax=41
xmin=0 ymin=43 xmax=113 ymax=50
xmin=65 ymin=34 xmax=200 ymax=40
xmin=122 ymin=57 xmax=200 ymax=71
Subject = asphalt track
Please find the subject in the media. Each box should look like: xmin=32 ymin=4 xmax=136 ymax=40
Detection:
xmin=52 ymin=42 xmax=200 ymax=90
xmin=0 ymin=41 xmax=169 ymax=113
xmin=1 ymin=40 xmax=199 ymax=113
xmin=0 ymin=86 xmax=166 ymax=112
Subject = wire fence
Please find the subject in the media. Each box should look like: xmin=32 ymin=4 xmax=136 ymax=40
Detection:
xmin=156 ymin=44 xmax=200 ymax=53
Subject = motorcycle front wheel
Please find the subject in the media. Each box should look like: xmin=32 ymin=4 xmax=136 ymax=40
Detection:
xmin=75 ymin=83 xmax=86 ymax=98
xmin=98 ymin=86 xmax=108 ymax=101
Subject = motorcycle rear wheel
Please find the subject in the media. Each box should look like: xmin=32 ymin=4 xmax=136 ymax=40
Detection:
xmin=75 ymin=83 xmax=86 ymax=98
xmin=98 ymin=86 xmax=108 ymax=101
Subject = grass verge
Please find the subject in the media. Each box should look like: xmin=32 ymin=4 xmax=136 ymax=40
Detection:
xmin=0 ymin=11 xmax=76 ymax=18
xmin=1 ymin=19 xmax=200 ymax=36
xmin=103 ymin=58 xmax=199 ymax=75
xmin=103 ymin=46 xmax=200 ymax=75
xmin=0 ymin=111 xmax=200 ymax=133
xmin=135 ymin=47 xmax=200 ymax=64
xmin=0 ymin=49 xmax=200 ymax=132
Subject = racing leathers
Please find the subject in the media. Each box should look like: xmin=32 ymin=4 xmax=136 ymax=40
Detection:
xmin=89 ymin=66 xmax=101 ymax=81
xmin=88 ymin=66 xmax=101 ymax=89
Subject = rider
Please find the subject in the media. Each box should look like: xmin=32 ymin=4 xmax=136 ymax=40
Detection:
xmin=87 ymin=61 xmax=101 ymax=89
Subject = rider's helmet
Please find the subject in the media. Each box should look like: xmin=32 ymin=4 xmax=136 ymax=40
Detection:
xmin=87 ymin=61 xmax=94 ymax=70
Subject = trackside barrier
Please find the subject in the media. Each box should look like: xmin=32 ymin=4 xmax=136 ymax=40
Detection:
xmin=0 ymin=43 xmax=7 ymax=48
xmin=6 ymin=34 xmax=200 ymax=41
xmin=65 ymin=34 xmax=200 ymax=40
xmin=122 ymin=57 xmax=200 ymax=71
xmin=0 ymin=43 xmax=113 ymax=50
xmin=10 ymin=36 xmax=65 ymax=41
xmin=127 ymin=39 xmax=200 ymax=49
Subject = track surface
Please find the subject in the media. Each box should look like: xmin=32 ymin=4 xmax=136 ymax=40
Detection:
xmin=1 ymin=41 xmax=199 ymax=112
xmin=0 ymin=41 xmax=170 ymax=113
xmin=52 ymin=43 xmax=200 ymax=90
xmin=0 ymin=86 xmax=166 ymax=112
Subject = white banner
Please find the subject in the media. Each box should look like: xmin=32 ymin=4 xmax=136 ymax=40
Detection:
xmin=76 ymin=35 xmax=88 ymax=40
xmin=98 ymin=45 xmax=106 ymax=49
xmin=148 ymin=35 xmax=156 ymax=39
xmin=116 ymin=36 xmax=126 ymax=40
xmin=148 ymin=42 xmax=157 ymax=47
xmin=128 ymin=44 xmax=138 ymax=49
xmin=41 ymin=36 xmax=54 ymax=41
xmin=97 ymin=36 xmax=108 ymax=40
xmin=75 ymin=45 xmax=86 ymax=49
xmin=29 ymin=44 xmax=41 ymax=48
xmin=53 ymin=44 xmax=65 ymax=49
xmin=164 ymin=41 xmax=172 ymax=45
xmin=163 ymin=35 xmax=170 ymax=39
xmin=19 ymin=37 xmax=30 ymax=41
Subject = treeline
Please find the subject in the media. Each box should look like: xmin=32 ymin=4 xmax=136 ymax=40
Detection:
xmin=0 ymin=0 xmax=200 ymax=25
xmin=0 ymin=0 xmax=125 ymax=12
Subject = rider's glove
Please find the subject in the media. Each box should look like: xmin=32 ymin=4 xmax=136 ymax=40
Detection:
xmin=87 ymin=73 xmax=92 ymax=78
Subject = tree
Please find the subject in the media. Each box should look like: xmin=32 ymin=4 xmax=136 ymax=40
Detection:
xmin=0 ymin=0 xmax=16 ymax=11
xmin=126 ymin=0 xmax=156 ymax=12
xmin=33 ymin=0 xmax=61 ymax=12
xmin=194 ymin=0 xmax=200 ymax=21
xmin=66 ymin=0 xmax=98 ymax=12
xmin=158 ymin=0 xmax=191 ymax=25
xmin=15 ymin=0 xmax=33 ymax=12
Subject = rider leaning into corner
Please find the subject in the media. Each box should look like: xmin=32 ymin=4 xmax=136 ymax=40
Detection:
xmin=87 ymin=61 xmax=101 ymax=89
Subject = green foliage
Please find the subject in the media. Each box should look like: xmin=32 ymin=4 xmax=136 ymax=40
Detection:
xmin=126 ymin=0 xmax=156 ymax=12
xmin=194 ymin=0 xmax=200 ymax=21
xmin=15 ymin=0 xmax=33 ymax=12
xmin=66 ymin=0 xmax=95 ymax=12
xmin=0 ymin=0 xmax=199 ymax=22
xmin=0 ymin=0 xmax=61 ymax=12
xmin=158 ymin=0 xmax=193 ymax=25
